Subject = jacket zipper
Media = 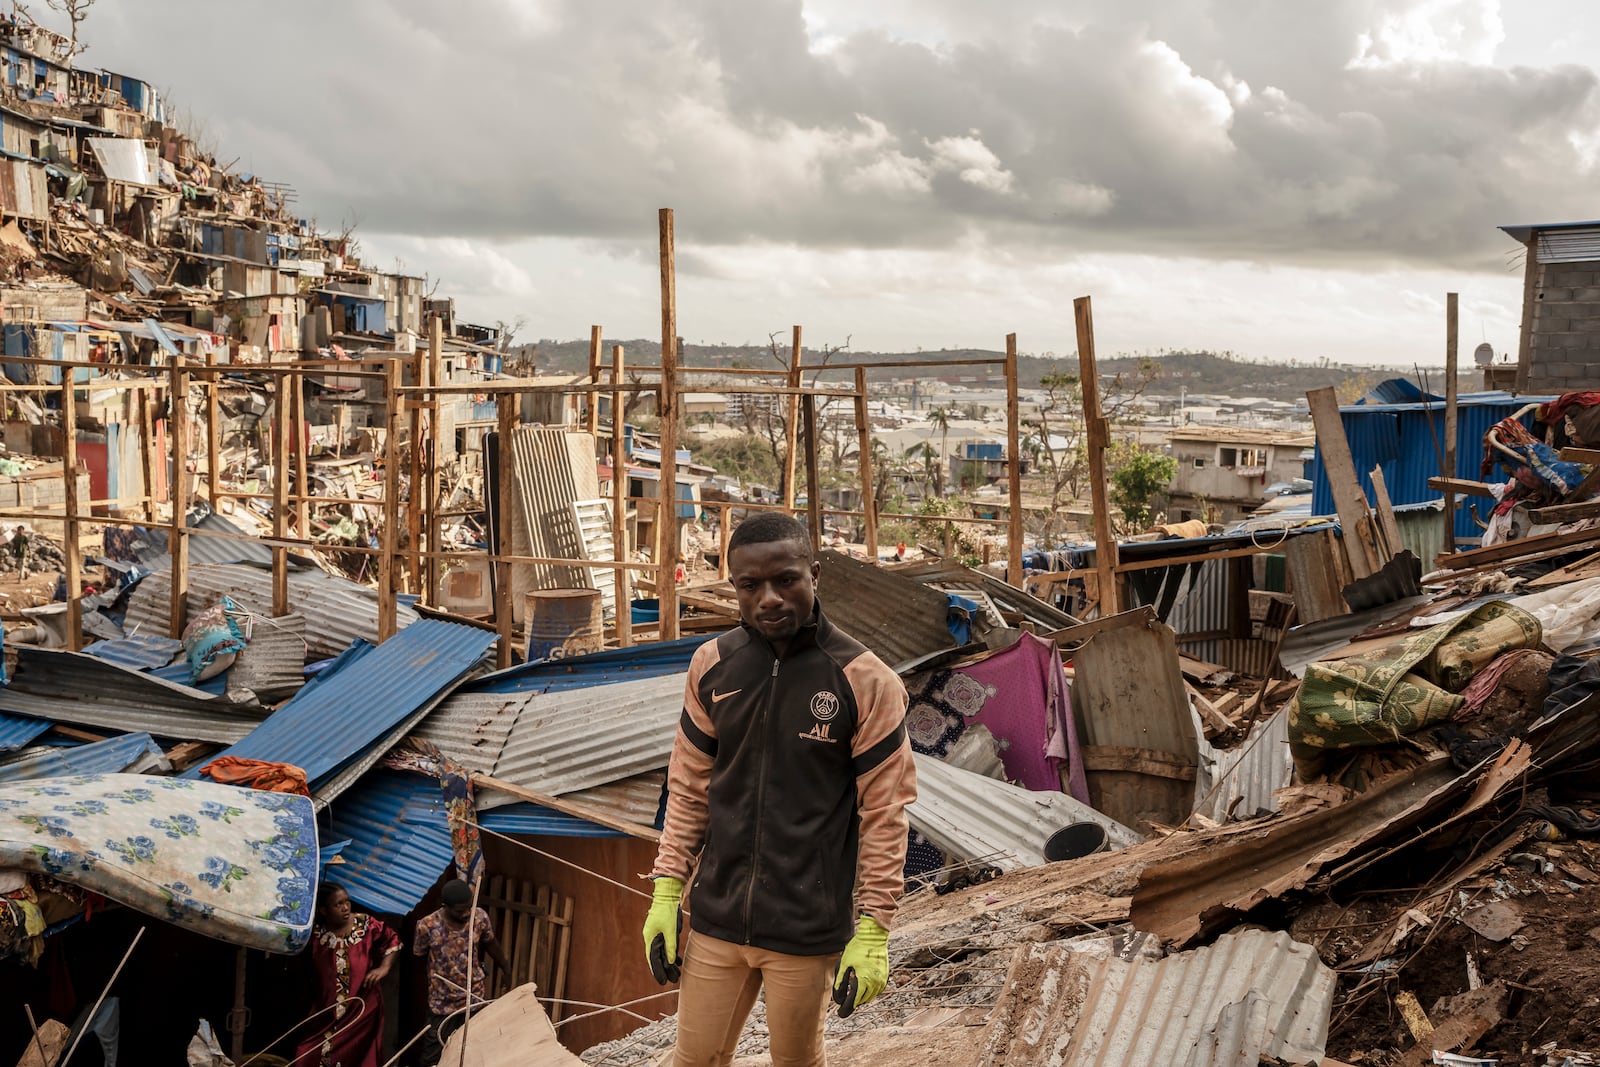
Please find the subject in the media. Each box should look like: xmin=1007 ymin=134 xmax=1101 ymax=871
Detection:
xmin=741 ymin=655 xmax=781 ymax=943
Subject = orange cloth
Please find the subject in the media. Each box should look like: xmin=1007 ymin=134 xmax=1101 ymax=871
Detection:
xmin=199 ymin=756 xmax=311 ymax=796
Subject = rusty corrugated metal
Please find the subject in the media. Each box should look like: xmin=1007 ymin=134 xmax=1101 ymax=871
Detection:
xmin=910 ymin=753 xmax=1141 ymax=870
xmin=818 ymin=551 xmax=956 ymax=671
xmin=553 ymin=771 xmax=665 ymax=828
xmin=125 ymin=563 xmax=419 ymax=661
xmin=888 ymin=558 xmax=1080 ymax=633
xmin=983 ymin=928 xmax=1332 ymax=1065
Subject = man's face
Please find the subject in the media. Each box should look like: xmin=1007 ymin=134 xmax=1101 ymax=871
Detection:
xmin=729 ymin=540 xmax=819 ymax=647
xmin=444 ymin=901 xmax=472 ymax=924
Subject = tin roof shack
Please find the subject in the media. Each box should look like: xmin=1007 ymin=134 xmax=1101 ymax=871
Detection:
xmin=1502 ymin=219 xmax=1600 ymax=393
xmin=950 ymin=438 xmax=1026 ymax=491
xmin=1167 ymin=426 xmax=1313 ymax=522
xmin=0 ymin=33 xmax=69 ymax=102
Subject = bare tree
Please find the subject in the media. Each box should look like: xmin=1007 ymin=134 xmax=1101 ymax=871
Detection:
xmin=44 ymin=0 xmax=92 ymax=56
xmin=493 ymin=315 xmax=527 ymax=354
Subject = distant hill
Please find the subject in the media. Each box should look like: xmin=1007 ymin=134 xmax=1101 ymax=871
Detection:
xmin=510 ymin=341 xmax=1469 ymax=403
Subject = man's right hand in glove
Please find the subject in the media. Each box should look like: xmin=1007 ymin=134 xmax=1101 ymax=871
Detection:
xmin=641 ymin=876 xmax=684 ymax=984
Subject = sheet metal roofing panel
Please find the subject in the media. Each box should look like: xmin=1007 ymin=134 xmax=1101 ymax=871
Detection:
xmin=0 ymin=714 xmax=51 ymax=752
xmin=466 ymin=635 xmax=708 ymax=695
xmin=553 ymin=771 xmax=666 ymax=829
xmin=818 ymin=550 xmax=956 ymax=672
xmin=0 ymin=646 xmax=265 ymax=743
xmin=0 ymin=732 xmax=167 ymax=784
xmin=993 ymin=929 xmax=1332 ymax=1065
xmin=1192 ymin=706 xmax=1291 ymax=822
xmin=509 ymin=426 xmax=599 ymax=618
xmin=195 ymin=621 xmax=497 ymax=789
xmin=1309 ymin=393 xmax=1553 ymax=542
xmin=85 ymin=137 xmax=158 ymax=185
xmin=442 ymin=672 xmax=685 ymax=810
xmin=328 ymin=771 xmax=621 ymax=916
xmin=910 ymin=754 xmax=1141 ymax=871
xmin=84 ymin=634 xmax=183 ymax=671
xmin=125 ymin=563 xmax=420 ymax=661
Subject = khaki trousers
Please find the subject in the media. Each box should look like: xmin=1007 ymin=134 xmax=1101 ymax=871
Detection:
xmin=668 ymin=930 xmax=838 ymax=1067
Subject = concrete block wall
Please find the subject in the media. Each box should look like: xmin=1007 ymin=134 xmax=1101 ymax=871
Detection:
xmin=1529 ymin=263 xmax=1600 ymax=392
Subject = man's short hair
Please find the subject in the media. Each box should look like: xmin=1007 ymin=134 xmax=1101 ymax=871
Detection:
xmin=727 ymin=512 xmax=813 ymax=560
xmin=440 ymin=879 xmax=473 ymax=907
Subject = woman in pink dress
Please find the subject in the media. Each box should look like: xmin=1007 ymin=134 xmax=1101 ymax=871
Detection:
xmin=294 ymin=882 xmax=403 ymax=1067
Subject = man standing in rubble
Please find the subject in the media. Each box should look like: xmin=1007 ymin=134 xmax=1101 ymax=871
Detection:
xmin=413 ymin=878 xmax=511 ymax=1066
xmin=643 ymin=513 xmax=917 ymax=1066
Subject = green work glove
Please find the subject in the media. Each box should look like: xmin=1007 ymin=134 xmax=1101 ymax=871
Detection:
xmin=833 ymin=915 xmax=890 ymax=1013
xmin=642 ymin=876 xmax=684 ymax=984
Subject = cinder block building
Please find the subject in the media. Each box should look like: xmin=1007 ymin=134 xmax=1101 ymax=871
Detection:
xmin=1502 ymin=220 xmax=1600 ymax=392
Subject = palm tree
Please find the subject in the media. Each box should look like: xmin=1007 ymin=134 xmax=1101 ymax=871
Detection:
xmin=905 ymin=441 xmax=943 ymax=497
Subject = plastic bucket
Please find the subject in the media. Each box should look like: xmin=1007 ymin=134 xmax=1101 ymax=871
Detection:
xmin=1043 ymin=822 xmax=1110 ymax=862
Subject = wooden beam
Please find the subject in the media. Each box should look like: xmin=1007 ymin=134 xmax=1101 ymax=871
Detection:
xmin=657 ymin=208 xmax=681 ymax=642
xmin=494 ymin=396 xmax=516 ymax=667
xmin=425 ymin=315 xmax=444 ymax=605
xmin=1515 ymin=237 xmax=1536 ymax=394
xmin=1005 ymin=333 xmax=1024 ymax=589
xmin=138 ymin=386 xmax=157 ymax=523
xmin=271 ymin=370 xmax=290 ymax=617
xmin=1560 ymin=447 xmax=1600 ymax=465
xmin=1074 ymin=297 xmax=1120 ymax=615
xmin=205 ymin=349 xmax=220 ymax=511
xmin=783 ymin=325 xmax=802 ymax=511
xmin=1443 ymin=291 xmax=1459 ymax=555
xmin=1427 ymin=477 xmax=1501 ymax=498
xmin=1039 ymin=604 xmax=1156 ymax=648
xmin=60 ymin=372 xmax=80 ymax=651
xmin=1435 ymin=525 xmax=1600 ymax=570
xmin=803 ymin=393 xmax=822 ymax=546
xmin=1369 ymin=466 xmax=1402 ymax=561
xmin=611 ymin=345 xmax=632 ymax=648
xmin=853 ymin=366 xmax=878 ymax=562
xmin=1528 ymin=498 xmax=1600 ymax=524
xmin=377 ymin=360 xmax=403 ymax=641
xmin=586 ymin=325 xmax=602 ymax=435
xmin=406 ymin=345 xmax=424 ymax=596
xmin=473 ymin=773 xmax=660 ymax=842
xmin=168 ymin=356 xmax=191 ymax=638
xmin=1307 ymin=385 xmax=1378 ymax=578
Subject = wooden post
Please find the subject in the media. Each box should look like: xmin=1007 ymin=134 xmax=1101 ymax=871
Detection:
xmin=169 ymin=356 xmax=191 ymax=637
xmin=658 ymin=208 xmax=681 ymax=641
xmin=377 ymin=360 xmax=402 ymax=641
xmin=803 ymin=393 xmax=822 ymax=547
xmin=138 ymin=386 xmax=156 ymax=523
xmin=1370 ymin=466 xmax=1402 ymax=561
xmin=292 ymin=370 xmax=309 ymax=537
xmin=1307 ymin=385 xmax=1379 ymax=578
xmin=271 ymin=371 xmax=290 ymax=617
xmin=783 ymin=325 xmax=802 ymax=512
xmin=587 ymin=325 xmax=602 ymax=435
xmin=60 ymin=372 xmax=80 ymax=651
xmin=1074 ymin=298 xmax=1120 ymax=616
xmin=853 ymin=367 xmax=878 ymax=562
xmin=406 ymin=346 xmax=424 ymax=594
xmin=1514 ymin=239 xmax=1536 ymax=394
xmin=425 ymin=316 xmax=444 ymax=604
xmin=611 ymin=345 xmax=631 ymax=648
xmin=205 ymin=349 xmax=220 ymax=511
xmin=494 ymin=396 xmax=516 ymax=667
xmin=1004 ymin=333 xmax=1024 ymax=588
xmin=1444 ymin=292 xmax=1459 ymax=555
xmin=717 ymin=503 xmax=733 ymax=580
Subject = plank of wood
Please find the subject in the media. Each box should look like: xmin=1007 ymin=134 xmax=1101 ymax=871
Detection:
xmin=1307 ymin=386 xmax=1378 ymax=577
xmin=1075 ymin=297 xmax=1120 ymax=613
xmin=1427 ymin=477 xmax=1501 ymax=498
xmin=1528 ymin=498 xmax=1600 ymax=524
xmin=1187 ymin=685 xmax=1234 ymax=739
xmin=1435 ymin=526 xmax=1600 ymax=570
xmin=1081 ymin=744 xmax=1198 ymax=782
xmin=1560 ymin=447 xmax=1600 ymax=465
xmin=1039 ymin=604 xmax=1156 ymax=649
xmin=17 ymin=1018 xmax=69 ymax=1067
xmin=1369 ymin=467 xmax=1402 ymax=561
xmin=1443 ymin=292 xmax=1459 ymax=556
xmin=1394 ymin=989 xmax=1433 ymax=1043
xmin=474 ymin=773 xmax=661 ymax=841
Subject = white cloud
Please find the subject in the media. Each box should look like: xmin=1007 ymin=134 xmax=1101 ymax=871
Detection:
xmin=927 ymin=134 xmax=1015 ymax=193
xmin=1350 ymin=0 xmax=1506 ymax=68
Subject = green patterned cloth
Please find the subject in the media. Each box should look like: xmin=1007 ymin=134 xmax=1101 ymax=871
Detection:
xmin=1289 ymin=601 xmax=1543 ymax=777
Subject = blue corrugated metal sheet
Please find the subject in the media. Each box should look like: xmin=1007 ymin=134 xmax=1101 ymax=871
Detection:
xmin=0 ymin=732 xmax=164 ymax=783
xmin=191 ymin=621 xmax=497 ymax=789
xmin=0 ymin=714 xmax=50 ymax=753
xmin=467 ymin=634 xmax=710 ymax=695
xmin=1310 ymin=392 xmax=1554 ymax=542
xmin=84 ymin=634 xmax=182 ymax=671
xmin=326 ymin=771 xmax=619 ymax=916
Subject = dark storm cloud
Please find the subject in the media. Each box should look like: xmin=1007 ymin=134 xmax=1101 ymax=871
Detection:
xmin=84 ymin=0 xmax=1600 ymax=266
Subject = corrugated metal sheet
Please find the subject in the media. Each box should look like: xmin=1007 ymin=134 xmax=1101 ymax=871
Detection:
xmin=1147 ymin=557 xmax=1231 ymax=665
xmin=125 ymin=563 xmax=420 ymax=661
xmin=910 ymin=753 xmax=1141 ymax=871
xmin=0 ymin=646 xmax=265 ymax=743
xmin=419 ymin=672 xmax=683 ymax=810
xmin=326 ymin=771 xmax=622 ymax=916
xmin=1310 ymin=393 xmax=1554 ymax=542
xmin=86 ymin=136 xmax=158 ymax=185
xmin=83 ymin=634 xmax=182 ymax=671
xmin=228 ymin=611 xmax=307 ymax=702
xmin=1192 ymin=706 xmax=1291 ymax=822
xmin=1535 ymin=225 xmax=1600 ymax=264
xmin=509 ymin=426 xmax=602 ymax=623
xmin=131 ymin=510 xmax=278 ymax=568
xmin=193 ymin=621 xmax=497 ymax=790
xmin=554 ymin=771 xmax=666 ymax=829
xmin=986 ymin=928 xmax=1333 ymax=1065
xmin=891 ymin=558 xmax=1081 ymax=633
xmin=818 ymin=550 xmax=956 ymax=671
xmin=467 ymin=635 xmax=708 ymax=695
xmin=0 ymin=732 xmax=167 ymax=783
xmin=1395 ymin=500 xmax=1448 ymax=571
xmin=0 ymin=713 xmax=50 ymax=752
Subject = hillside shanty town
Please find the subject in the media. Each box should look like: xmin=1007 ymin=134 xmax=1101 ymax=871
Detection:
xmin=3 ymin=3 xmax=1600 ymax=1067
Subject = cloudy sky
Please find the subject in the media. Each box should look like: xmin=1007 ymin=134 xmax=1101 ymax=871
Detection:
xmin=82 ymin=1 xmax=1600 ymax=366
